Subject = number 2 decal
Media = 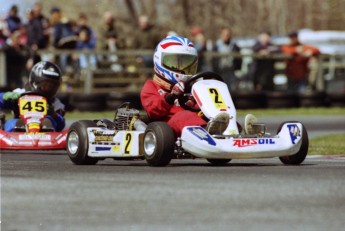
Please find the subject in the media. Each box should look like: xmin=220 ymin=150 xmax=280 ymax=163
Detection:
xmin=124 ymin=132 xmax=132 ymax=155
xmin=208 ymin=88 xmax=226 ymax=109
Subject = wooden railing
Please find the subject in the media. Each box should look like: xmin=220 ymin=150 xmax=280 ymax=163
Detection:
xmin=0 ymin=49 xmax=344 ymax=93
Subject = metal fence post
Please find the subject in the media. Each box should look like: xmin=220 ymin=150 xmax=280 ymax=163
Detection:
xmin=84 ymin=51 xmax=93 ymax=94
xmin=0 ymin=51 xmax=6 ymax=86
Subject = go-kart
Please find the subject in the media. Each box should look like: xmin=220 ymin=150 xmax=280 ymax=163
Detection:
xmin=66 ymin=72 xmax=308 ymax=166
xmin=0 ymin=92 xmax=67 ymax=150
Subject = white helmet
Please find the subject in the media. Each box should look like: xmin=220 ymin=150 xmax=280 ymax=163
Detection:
xmin=153 ymin=35 xmax=198 ymax=90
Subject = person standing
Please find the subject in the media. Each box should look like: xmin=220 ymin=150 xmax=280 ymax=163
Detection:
xmin=251 ymin=31 xmax=280 ymax=91
xmin=281 ymin=32 xmax=320 ymax=93
xmin=214 ymin=28 xmax=242 ymax=91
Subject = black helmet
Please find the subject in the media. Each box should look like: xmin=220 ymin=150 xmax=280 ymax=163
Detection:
xmin=29 ymin=61 xmax=62 ymax=99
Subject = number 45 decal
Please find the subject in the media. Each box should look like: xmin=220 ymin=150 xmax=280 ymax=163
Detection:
xmin=19 ymin=99 xmax=47 ymax=115
xmin=208 ymin=88 xmax=226 ymax=109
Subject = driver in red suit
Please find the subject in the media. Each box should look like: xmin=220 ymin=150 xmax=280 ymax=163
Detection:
xmin=140 ymin=35 xmax=229 ymax=137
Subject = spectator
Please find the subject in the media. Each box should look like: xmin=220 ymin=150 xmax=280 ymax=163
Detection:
xmin=251 ymin=31 xmax=280 ymax=91
xmin=0 ymin=20 xmax=8 ymax=48
xmin=97 ymin=11 xmax=123 ymax=71
xmin=214 ymin=28 xmax=242 ymax=91
xmin=132 ymin=15 xmax=160 ymax=50
xmin=28 ymin=2 xmax=50 ymax=49
xmin=76 ymin=28 xmax=97 ymax=69
xmin=50 ymin=7 xmax=77 ymax=49
xmin=5 ymin=5 xmax=22 ymax=34
xmin=74 ymin=13 xmax=97 ymax=69
xmin=97 ymin=11 xmax=118 ymax=51
xmin=50 ymin=7 xmax=77 ymax=72
xmin=190 ymin=26 xmax=208 ymax=72
xmin=132 ymin=15 xmax=161 ymax=67
xmin=3 ymin=30 xmax=31 ymax=88
xmin=281 ymin=31 xmax=320 ymax=93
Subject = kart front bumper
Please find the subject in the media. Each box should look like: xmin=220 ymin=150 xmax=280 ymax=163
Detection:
xmin=181 ymin=123 xmax=304 ymax=159
xmin=0 ymin=130 xmax=67 ymax=150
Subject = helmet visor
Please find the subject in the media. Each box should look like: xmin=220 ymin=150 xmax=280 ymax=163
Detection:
xmin=162 ymin=53 xmax=198 ymax=75
xmin=36 ymin=79 xmax=60 ymax=98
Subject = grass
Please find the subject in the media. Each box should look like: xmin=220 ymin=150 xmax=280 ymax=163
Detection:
xmin=309 ymin=133 xmax=345 ymax=155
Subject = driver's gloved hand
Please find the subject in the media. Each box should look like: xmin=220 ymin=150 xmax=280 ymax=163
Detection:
xmin=171 ymin=82 xmax=185 ymax=97
xmin=3 ymin=92 xmax=21 ymax=102
xmin=165 ymin=82 xmax=185 ymax=105
xmin=47 ymin=104 xmax=56 ymax=117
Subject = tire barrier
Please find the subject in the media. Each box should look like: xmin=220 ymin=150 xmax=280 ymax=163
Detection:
xmin=266 ymin=91 xmax=300 ymax=108
xmin=106 ymin=92 xmax=142 ymax=111
xmin=70 ymin=93 xmax=108 ymax=112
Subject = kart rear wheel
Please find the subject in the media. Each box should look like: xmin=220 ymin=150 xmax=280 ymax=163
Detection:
xmin=278 ymin=121 xmax=309 ymax=165
xmin=207 ymin=159 xmax=231 ymax=166
xmin=144 ymin=122 xmax=175 ymax=166
xmin=67 ymin=120 xmax=99 ymax=165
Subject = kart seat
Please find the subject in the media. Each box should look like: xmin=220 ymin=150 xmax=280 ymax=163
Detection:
xmin=14 ymin=119 xmax=26 ymax=132
xmin=41 ymin=118 xmax=55 ymax=132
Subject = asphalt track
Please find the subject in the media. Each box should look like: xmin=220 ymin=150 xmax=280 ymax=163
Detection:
xmin=1 ymin=115 xmax=345 ymax=231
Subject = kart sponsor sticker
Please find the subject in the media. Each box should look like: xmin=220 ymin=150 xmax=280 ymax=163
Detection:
xmin=91 ymin=129 xmax=116 ymax=142
xmin=233 ymin=138 xmax=275 ymax=147
xmin=287 ymin=124 xmax=301 ymax=144
xmin=96 ymin=146 xmax=111 ymax=151
xmin=187 ymin=127 xmax=216 ymax=146
xmin=112 ymin=145 xmax=120 ymax=153
xmin=208 ymin=88 xmax=226 ymax=110
xmin=19 ymin=133 xmax=51 ymax=140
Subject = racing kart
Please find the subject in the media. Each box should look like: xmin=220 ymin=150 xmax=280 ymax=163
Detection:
xmin=0 ymin=92 xmax=67 ymax=150
xmin=66 ymin=72 xmax=308 ymax=166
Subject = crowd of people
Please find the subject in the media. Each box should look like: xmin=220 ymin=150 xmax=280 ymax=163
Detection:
xmin=0 ymin=3 xmax=321 ymax=94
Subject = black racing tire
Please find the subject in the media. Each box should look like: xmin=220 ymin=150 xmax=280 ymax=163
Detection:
xmin=207 ymin=159 xmax=232 ymax=166
xmin=67 ymin=120 xmax=99 ymax=165
xmin=277 ymin=121 xmax=309 ymax=165
xmin=143 ymin=122 xmax=175 ymax=166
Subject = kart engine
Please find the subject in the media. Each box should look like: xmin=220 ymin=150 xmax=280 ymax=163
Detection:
xmin=113 ymin=103 xmax=140 ymax=131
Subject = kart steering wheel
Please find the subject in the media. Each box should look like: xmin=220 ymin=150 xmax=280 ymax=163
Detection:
xmin=178 ymin=71 xmax=224 ymax=112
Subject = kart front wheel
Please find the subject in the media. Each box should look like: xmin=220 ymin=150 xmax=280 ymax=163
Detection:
xmin=207 ymin=159 xmax=231 ymax=166
xmin=144 ymin=122 xmax=175 ymax=166
xmin=278 ymin=122 xmax=309 ymax=165
xmin=67 ymin=120 xmax=99 ymax=165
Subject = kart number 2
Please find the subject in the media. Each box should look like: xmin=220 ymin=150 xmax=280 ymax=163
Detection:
xmin=124 ymin=132 xmax=133 ymax=155
xmin=208 ymin=88 xmax=226 ymax=109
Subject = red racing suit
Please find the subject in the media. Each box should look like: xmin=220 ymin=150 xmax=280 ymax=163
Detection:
xmin=140 ymin=79 xmax=206 ymax=137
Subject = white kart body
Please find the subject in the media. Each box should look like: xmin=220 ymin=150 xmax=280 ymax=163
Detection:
xmin=82 ymin=79 xmax=304 ymax=160
xmin=179 ymin=79 xmax=304 ymax=159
